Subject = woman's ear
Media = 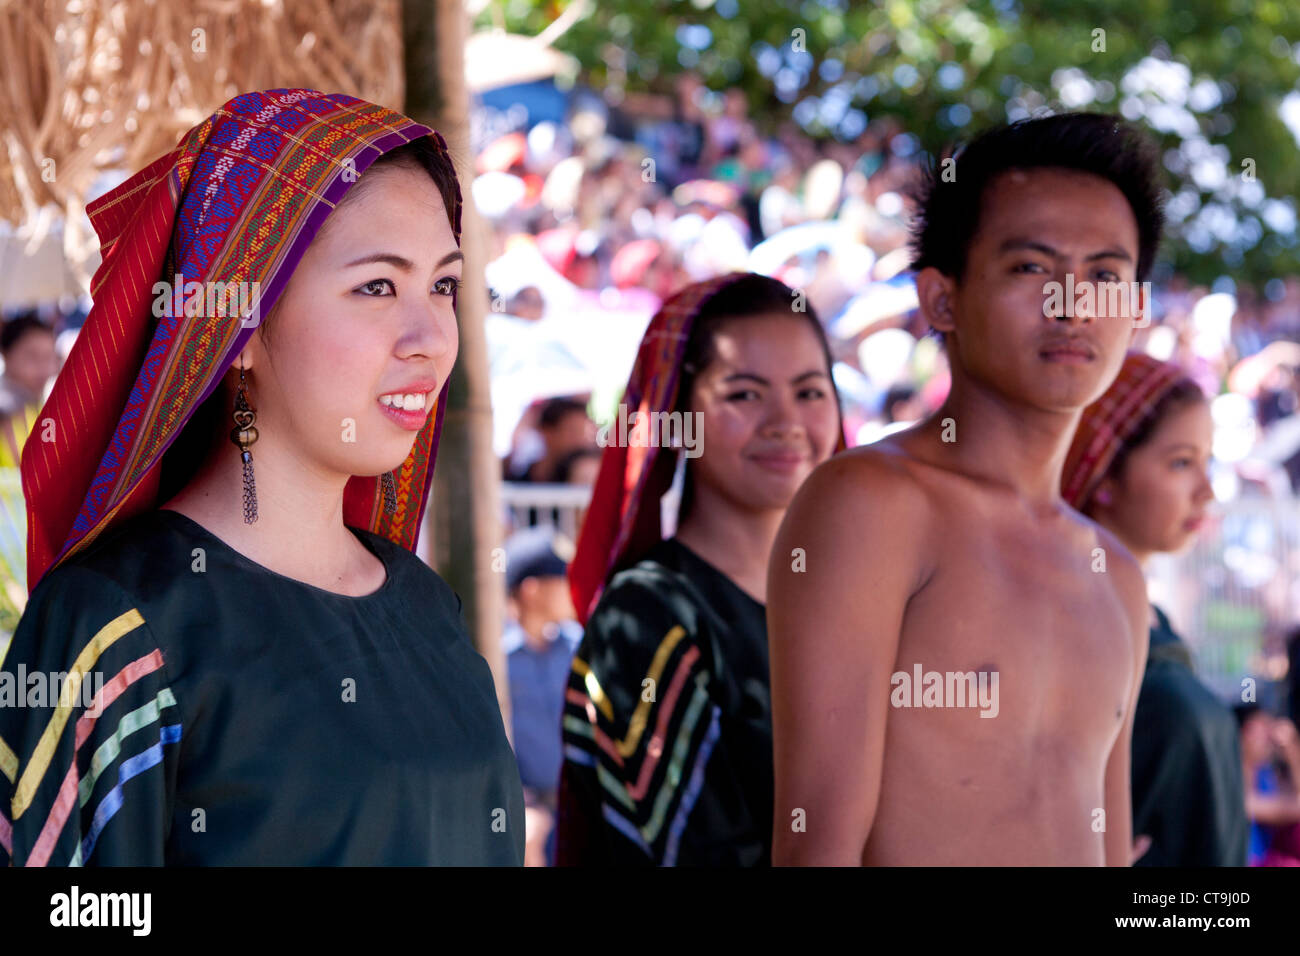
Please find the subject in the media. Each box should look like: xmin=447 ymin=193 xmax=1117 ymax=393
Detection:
xmin=225 ymin=342 xmax=261 ymax=390
xmin=1091 ymin=476 xmax=1118 ymax=510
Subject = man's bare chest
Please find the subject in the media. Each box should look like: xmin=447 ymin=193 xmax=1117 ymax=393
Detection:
xmin=892 ymin=521 xmax=1134 ymax=733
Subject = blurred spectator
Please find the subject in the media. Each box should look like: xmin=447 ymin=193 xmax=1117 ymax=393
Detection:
xmin=554 ymin=446 xmax=603 ymax=538
xmin=1237 ymin=704 xmax=1300 ymax=865
xmin=0 ymin=312 xmax=57 ymax=468
xmin=512 ymin=397 xmax=596 ymax=484
xmin=502 ymin=526 xmax=580 ymax=866
xmin=508 ymin=286 xmax=545 ymax=321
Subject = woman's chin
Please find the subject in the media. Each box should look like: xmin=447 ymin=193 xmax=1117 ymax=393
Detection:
xmin=1164 ymin=529 xmax=1200 ymax=556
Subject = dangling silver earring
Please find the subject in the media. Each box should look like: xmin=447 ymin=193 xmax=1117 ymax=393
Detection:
xmin=230 ymin=363 xmax=259 ymax=524
xmin=381 ymin=471 xmax=397 ymax=515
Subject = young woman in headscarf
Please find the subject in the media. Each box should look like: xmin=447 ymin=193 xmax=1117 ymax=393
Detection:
xmin=1062 ymin=350 xmax=1246 ymax=866
xmin=557 ymin=272 xmax=845 ymax=866
xmin=0 ymin=90 xmax=523 ymax=866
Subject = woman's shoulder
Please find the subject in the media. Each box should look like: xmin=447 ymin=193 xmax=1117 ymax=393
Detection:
xmin=25 ymin=510 xmax=191 ymax=610
xmin=596 ymin=540 xmax=707 ymax=621
xmin=1139 ymin=610 xmax=1237 ymax=740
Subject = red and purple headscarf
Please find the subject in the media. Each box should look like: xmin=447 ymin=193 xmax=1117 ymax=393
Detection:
xmin=22 ymin=89 xmax=461 ymax=591
xmin=568 ymin=272 xmax=848 ymax=625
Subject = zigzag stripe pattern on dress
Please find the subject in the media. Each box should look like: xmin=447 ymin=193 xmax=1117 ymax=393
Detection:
xmin=560 ymin=624 xmax=722 ymax=865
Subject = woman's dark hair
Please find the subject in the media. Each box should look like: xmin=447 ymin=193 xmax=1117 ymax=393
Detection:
xmin=259 ymin=137 xmax=461 ymax=342
xmin=157 ymin=137 xmax=461 ymax=503
xmin=673 ymin=273 xmax=841 ymax=518
xmin=909 ymin=112 xmax=1166 ymax=283
xmin=332 ymin=137 xmax=461 ymax=237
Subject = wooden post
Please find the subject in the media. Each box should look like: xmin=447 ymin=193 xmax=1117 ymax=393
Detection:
xmin=402 ymin=0 xmax=510 ymax=718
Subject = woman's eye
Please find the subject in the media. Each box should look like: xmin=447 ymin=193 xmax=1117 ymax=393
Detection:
xmin=1096 ymin=271 xmax=1121 ymax=283
xmin=726 ymin=390 xmax=759 ymax=402
xmin=798 ymin=387 xmax=827 ymax=401
xmin=1170 ymin=457 xmax=1193 ymax=469
xmin=433 ymin=276 xmax=461 ymax=296
xmin=1013 ymin=262 xmax=1045 ymax=274
xmin=357 ymin=279 xmax=395 ymax=296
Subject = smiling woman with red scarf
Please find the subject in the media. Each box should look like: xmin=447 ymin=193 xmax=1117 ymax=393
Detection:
xmin=557 ymin=272 xmax=846 ymax=866
xmin=0 ymin=90 xmax=523 ymax=866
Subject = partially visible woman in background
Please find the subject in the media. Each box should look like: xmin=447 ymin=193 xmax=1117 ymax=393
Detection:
xmin=1062 ymin=351 xmax=1246 ymax=866
xmin=0 ymin=312 xmax=58 ymax=468
xmin=557 ymin=272 xmax=844 ymax=866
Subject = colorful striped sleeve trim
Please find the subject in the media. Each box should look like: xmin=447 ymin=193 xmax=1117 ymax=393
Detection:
xmin=26 ymin=650 xmax=169 ymax=868
xmin=0 ymin=735 xmax=15 ymax=785
xmin=11 ymin=608 xmax=146 ymax=820
xmin=71 ymin=723 xmax=181 ymax=867
xmin=562 ymin=623 xmax=723 ymax=864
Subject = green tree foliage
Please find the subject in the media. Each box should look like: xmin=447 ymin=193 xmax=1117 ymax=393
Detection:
xmin=481 ymin=0 xmax=1300 ymax=285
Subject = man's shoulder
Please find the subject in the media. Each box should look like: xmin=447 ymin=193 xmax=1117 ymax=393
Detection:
xmin=1089 ymin=521 xmax=1146 ymax=588
xmin=796 ymin=442 xmax=937 ymax=517
xmin=1075 ymin=515 xmax=1149 ymax=642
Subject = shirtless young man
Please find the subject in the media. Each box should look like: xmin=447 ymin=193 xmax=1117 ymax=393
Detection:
xmin=767 ymin=113 xmax=1165 ymax=865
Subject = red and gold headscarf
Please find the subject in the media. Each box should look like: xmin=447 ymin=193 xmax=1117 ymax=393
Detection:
xmin=22 ymin=89 xmax=461 ymax=591
xmin=1062 ymin=351 xmax=1201 ymax=511
xmin=568 ymin=272 xmax=848 ymax=624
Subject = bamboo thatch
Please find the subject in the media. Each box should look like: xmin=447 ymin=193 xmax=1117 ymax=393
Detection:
xmin=0 ymin=0 xmax=403 ymax=288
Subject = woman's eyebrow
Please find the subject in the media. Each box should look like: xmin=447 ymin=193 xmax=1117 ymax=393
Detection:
xmin=344 ymin=249 xmax=464 ymax=270
xmin=721 ymin=369 xmax=828 ymax=386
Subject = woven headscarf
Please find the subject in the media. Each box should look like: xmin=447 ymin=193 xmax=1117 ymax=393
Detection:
xmin=22 ymin=89 xmax=461 ymax=591
xmin=568 ymin=272 xmax=847 ymax=624
xmin=1062 ymin=351 xmax=1201 ymax=512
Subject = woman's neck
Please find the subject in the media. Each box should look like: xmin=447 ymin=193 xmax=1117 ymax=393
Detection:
xmin=162 ymin=433 xmax=386 ymax=596
xmin=673 ymin=491 xmax=784 ymax=605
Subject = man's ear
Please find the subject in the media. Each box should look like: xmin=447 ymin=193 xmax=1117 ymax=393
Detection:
xmin=915 ymin=266 xmax=957 ymax=336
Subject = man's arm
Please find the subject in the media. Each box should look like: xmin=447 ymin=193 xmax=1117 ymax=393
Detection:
xmin=1102 ymin=542 xmax=1151 ymax=867
xmin=766 ymin=452 xmax=930 ymax=865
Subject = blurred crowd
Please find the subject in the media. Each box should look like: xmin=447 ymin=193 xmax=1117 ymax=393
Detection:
xmin=479 ymin=76 xmax=1300 ymax=504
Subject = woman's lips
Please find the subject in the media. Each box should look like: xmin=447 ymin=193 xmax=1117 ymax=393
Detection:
xmin=377 ymin=398 xmax=431 ymax=431
xmin=750 ymin=453 xmax=807 ymax=473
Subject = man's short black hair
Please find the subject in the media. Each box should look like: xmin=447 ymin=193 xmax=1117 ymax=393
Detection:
xmin=538 ymin=396 xmax=589 ymax=430
xmin=908 ymin=112 xmax=1166 ymax=282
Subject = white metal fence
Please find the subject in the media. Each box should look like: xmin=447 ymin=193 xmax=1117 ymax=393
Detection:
xmin=1148 ymin=496 xmax=1299 ymax=709
xmin=4 ymin=473 xmax=1296 ymax=713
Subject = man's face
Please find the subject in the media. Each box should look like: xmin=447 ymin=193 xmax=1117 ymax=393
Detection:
xmin=925 ymin=167 xmax=1142 ymax=414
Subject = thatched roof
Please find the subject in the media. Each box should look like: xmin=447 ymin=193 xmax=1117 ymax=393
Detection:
xmin=0 ymin=0 xmax=403 ymax=292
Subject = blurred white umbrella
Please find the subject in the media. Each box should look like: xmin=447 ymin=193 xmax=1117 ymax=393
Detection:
xmin=748 ymin=221 xmax=860 ymax=276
